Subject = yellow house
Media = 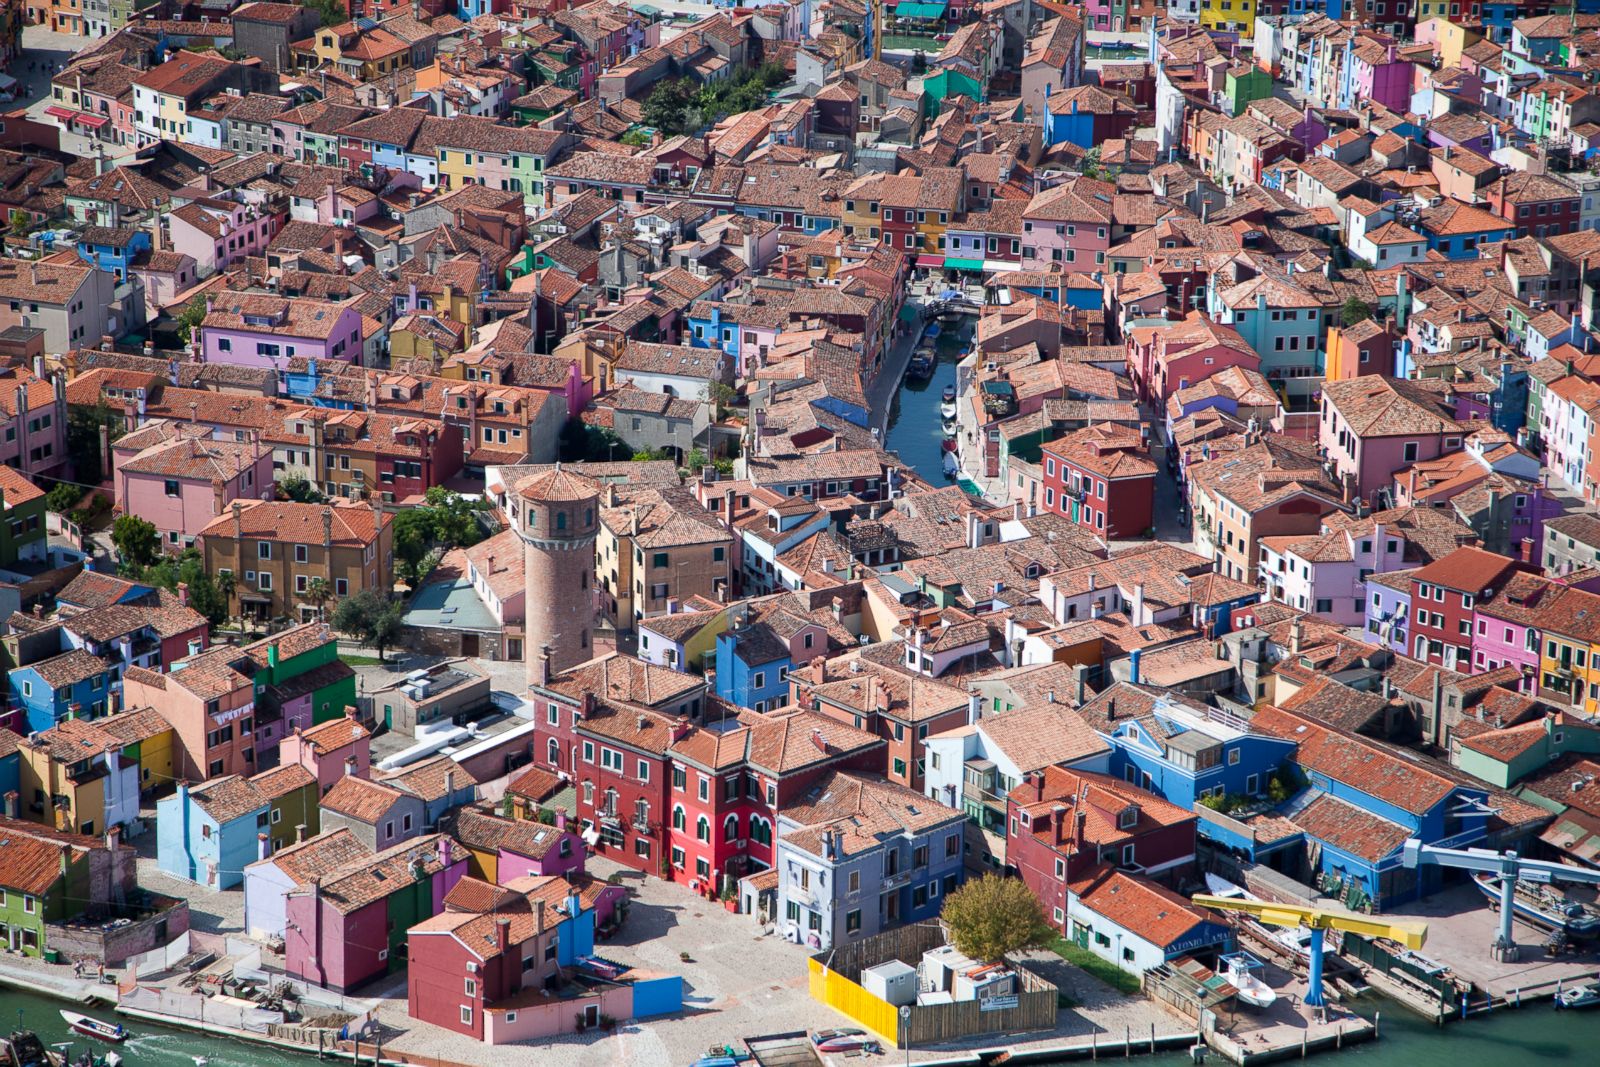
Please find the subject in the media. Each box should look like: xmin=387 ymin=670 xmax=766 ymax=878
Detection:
xmin=296 ymin=22 xmax=413 ymax=82
xmin=98 ymin=707 xmax=176 ymax=800
xmin=16 ymin=719 xmax=134 ymax=837
xmin=1199 ymin=0 xmax=1254 ymax=36
xmin=1416 ymin=17 xmax=1482 ymax=69
xmin=390 ymin=313 xmax=468 ymax=368
xmin=1540 ymin=625 xmax=1599 ymax=717
xmin=249 ymin=763 xmax=321 ymax=853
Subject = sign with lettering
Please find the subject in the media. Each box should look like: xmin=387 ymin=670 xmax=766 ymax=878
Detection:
xmin=980 ymin=995 xmax=1019 ymax=1012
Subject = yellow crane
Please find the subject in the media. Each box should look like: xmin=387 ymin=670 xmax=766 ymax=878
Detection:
xmin=1191 ymin=894 xmax=1428 ymax=1008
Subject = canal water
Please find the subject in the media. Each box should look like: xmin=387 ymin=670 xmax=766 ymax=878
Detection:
xmin=1 ymin=991 xmax=316 ymax=1067
xmin=882 ymin=315 xmax=973 ymax=489
xmin=0 ymin=987 xmax=1592 ymax=1066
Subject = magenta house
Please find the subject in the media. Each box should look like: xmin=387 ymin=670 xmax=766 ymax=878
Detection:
xmin=1347 ymin=38 xmax=1413 ymax=114
xmin=112 ymin=422 xmax=274 ymax=554
xmin=199 ymin=293 xmax=363 ymax=370
xmin=285 ymin=833 xmax=467 ymax=993
xmin=280 ymin=715 xmax=373 ymax=795
xmin=454 ymin=808 xmax=586 ymax=882
xmin=1020 ymin=176 xmax=1115 ymax=272
xmin=168 ymin=196 xmax=280 ymax=278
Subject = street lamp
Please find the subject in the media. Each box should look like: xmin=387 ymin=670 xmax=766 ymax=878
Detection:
xmin=899 ymin=1004 xmax=911 ymax=1067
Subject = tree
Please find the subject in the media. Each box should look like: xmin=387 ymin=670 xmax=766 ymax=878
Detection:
xmin=1340 ymin=296 xmax=1374 ymax=327
xmin=391 ymin=508 xmax=436 ymax=588
xmin=306 ymin=577 xmax=332 ymax=620
xmin=215 ymin=570 xmax=236 ymax=626
xmin=940 ymin=874 xmax=1056 ymax=963
xmin=8 ymin=209 xmax=28 ymax=236
xmin=683 ymin=448 xmax=709 ymax=475
xmin=174 ymin=296 xmax=208 ymax=344
xmin=707 ymin=381 xmax=737 ymax=421
xmin=332 ymin=588 xmax=405 ymax=662
xmin=66 ymin=400 xmax=123 ymax=485
xmin=642 ymin=77 xmax=698 ymax=135
xmin=304 ymin=0 xmax=345 ymax=27
xmin=279 ymin=474 xmax=326 ymax=504
xmin=112 ymin=515 xmax=161 ymax=572
xmin=46 ymin=482 xmax=82 ymax=515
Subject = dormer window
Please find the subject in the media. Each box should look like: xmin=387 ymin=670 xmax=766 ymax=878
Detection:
xmin=1117 ymin=806 xmax=1138 ymax=830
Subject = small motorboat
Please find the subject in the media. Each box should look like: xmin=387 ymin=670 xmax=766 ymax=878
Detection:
xmin=942 ymin=451 xmax=960 ymax=477
xmin=941 ymin=437 xmax=958 ymax=454
xmin=1556 ymin=980 xmax=1600 ymax=1009
xmin=942 ymin=418 xmax=958 ymax=437
xmin=812 ymin=1029 xmax=881 ymax=1054
xmin=1219 ymin=952 xmax=1276 ymax=1010
xmin=57 ymin=1015 xmax=125 ymax=1045
xmin=1474 ymin=872 xmax=1600 ymax=940
xmin=3 ymin=1031 xmax=59 ymax=1067
xmin=941 ymin=383 xmax=956 ymax=402
xmin=940 ymin=398 xmax=957 ymax=419
xmin=907 ymin=352 xmax=935 ymax=380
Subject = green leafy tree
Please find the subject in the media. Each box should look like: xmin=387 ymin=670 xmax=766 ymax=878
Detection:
xmin=642 ymin=77 xmax=698 ymax=135
xmin=632 ymin=447 xmax=668 ymax=461
xmin=391 ymin=508 xmax=436 ymax=588
xmin=1340 ymin=296 xmax=1374 ymax=327
xmin=112 ymin=515 xmax=161 ymax=572
xmin=174 ymin=296 xmax=208 ymax=344
xmin=46 ymin=482 xmax=82 ymax=515
xmin=423 ymin=486 xmax=488 ymax=549
xmin=215 ymin=570 xmax=236 ymax=625
xmin=7 ymin=209 xmax=28 ymax=235
xmin=707 ymin=381 xmax=737 ymax=421
xmin=332 ymin=588 xmax=405 ymax=662
xmin=683 ymin=448 xmax=709 ymax=475
xmin=66 ymin=401 xmax=123 ymax=485
xmin=940 ymin=874 xmax=1056 ymax=963
xmin=279 ymin=474 xmax=327 ymax=504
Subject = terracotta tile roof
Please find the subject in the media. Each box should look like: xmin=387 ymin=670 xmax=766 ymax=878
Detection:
xmin=187 ymin=774 xmax=269 ymax=825
xmin=967 ymin=703 xmax=1110 ymax=773
xmin=453 ymin=808 xmax=571 ymax=859
xmin=197 ymin=499 xmax=389 ymax=546
xmin=26 ymin=648 xmax=109 ymax=689
xmin=1068 ymin=865 xmax=1218 ymax=948
xmin=544 ymin=652 xmax=704 ymax=709
xmin=0 ymin=833 xmax=73 ymax=895
xmin=1409 ymin=545 xmax=1517 ymax=595
xmin=1007 ymin=766 xmax=1194 ymax=847
xmin=253 ymin=827 xmax=368 ymax=882
xmin=381 ymin=754 xmax=478 ymax=802
xmin=1251 ymin=704 xmax=1456 ymax=814
xmin=410 ymin=901 xmax=548 ymax=961
xmin=320 ymin=775 xmax=406 ymax=824
xmin=250 ymin=762 xmax=316 ymax=801
xmin=506 ymin=764 xmax=564 ymax=802
xmin=56 ymin=571 xmax=146 ymax=611
xmin=306 ymin=833 xmax=458 ymax=914
xmin=294 ymin=716 xmax=370 ymax=757
xmin=442 ymin=874 xmax=527 ymax=913
xmin=1291 ymin=793 xmax=1410 ymax=863
xmin=781 ymin=769 xmax=961 ymax=858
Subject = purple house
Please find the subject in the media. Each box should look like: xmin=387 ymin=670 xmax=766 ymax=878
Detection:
xmin=454 ymin=808 xmax=586 ymax=883
xmin=1347 ymin=39 xmax=1413 ymax=113
xmin=199 ymin=293 xmax=362 ymax=370
xmin=285 ymin=833 xmax=467 ymax=993
xmin=1426 ymin=112 xmax=1494 ymax=159
xmin=1364 ymin=569 xmax=1416 ymax=654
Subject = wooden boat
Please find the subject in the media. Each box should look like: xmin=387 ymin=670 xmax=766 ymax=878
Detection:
xmin=907 ymin=352 xmax=935 ymax=379
xmin=56 ymin=1015 xmax=124 ymax=1045
xmin=1473 ymin=872 xmax=1600 ymax=940
xmin=1556 ymin=981 xmax=1600 ymax=1009
xmin=2 ymin=1031 xmax=61 ymax=1067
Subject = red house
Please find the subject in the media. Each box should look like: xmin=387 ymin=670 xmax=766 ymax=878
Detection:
xmin=1484 ymin=172 xmax=1581 ymax=238
xmin=1408 ymin=546 xmax=1520 ymax=670
xmin=1041 ymin=425 xmax=1157 ymax=541
xmin=1125 ymin=312 xmax=1258 ymax=407
xmin=409 ymin=899 xmax=559 ymax=1040
xmin=1006 ymin=767 xmax=1197 ymax=934
xmin=665 ymin=702 xmax=884 ymax=892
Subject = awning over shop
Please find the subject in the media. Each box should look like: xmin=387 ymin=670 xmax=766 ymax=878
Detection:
xmin=915 ymin=254 xmax=946 ymax=268
xmin=895 ymin=0 xmax=947 ymax=16
xmin=43 ymin=105 xmax=107 ymax=129
xmin=944 ymin=258 xmax=985 ymax=271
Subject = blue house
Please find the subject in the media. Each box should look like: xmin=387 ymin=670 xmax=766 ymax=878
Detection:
xmin=1083 ymin=684 xmax=1295 ymax=812
xmin=1043 ymin=93 xmax=1097 ymax=150
xmin=157 ymin=776 xmax=270 ymax=890
xmin=10 ymin=649 xmax=114 ymax=735
xmin=385 ymin=755 xmax=479 ymax=829
xmin=713 ymin=618 xmax=792 ymax=712
xmin=0 ymin=727 xmax=19 ymax=805
xmin=774 ymin=770 xmax=966 ymax=951
xmin=75 ymin=227 xmax=151 ymax=282
xmin=1418 ymin=202 xmax=1517 ymax=260
xmin=1252 ymin=705 xmax=1493 ymax=909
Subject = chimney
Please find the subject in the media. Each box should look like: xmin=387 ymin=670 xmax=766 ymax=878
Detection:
xmin=322 ymin=506 xmax=333 ymax=549
xmin=1131 ymin=582 xmax=1145 ymax=621
xmin=443 ymin=770 xmax=454 ymax=797
xmin=344 ymin=756 xmax=357 ymax=777
xmin=1032 ymin=772 xmax=1045 ymax=801
xmin=295 ymin=823 xmax=306 ymax=844
xmin=258 ymin=833 xmax=271 ymax=861
xmin=177 ymin=581 xmax=189 ymax=606
xmin=1052 ymin=805 xmax=1068 ymax=845
xmin=495 ymin=916 xmax=511 ymax=953
xmin=438 ymin=837 xmax=454 ymax=868
xmin=1290 ymin=618 xmax=1304 ymax=655
xmin=2 ymin=792 xmax=17 ymax=819
xmin=555 ymin=809 xmax=568 ymax=831
xmin=535 ymin=898 xmax=546 ymax=932
xmin=968 ymin=693 xmax=982 ymax=724
xmin=537 ymin=645 xmax=552 ymax=687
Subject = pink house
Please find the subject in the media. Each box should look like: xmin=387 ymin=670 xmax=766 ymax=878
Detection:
xmin=1021 ymin=177 xmax=1115 ymax=272
xmin=1320 ymin=377 xmax=1464 ymax=505
xmin=285 ymin=833 xmax=467 ymax=993
xmin=199 ymin=293 xmax=363 ymax=369
xmin=1348 ymin=37 xmax=1413 ymax=115
xmin=454 ymin=808 xmax=586 ymax=881
xmin=168 ymin=196 xmax=281 ymax=278
xmin=280 ymin=712 xmax=373 ymax=795
xmin=113 ymin=421 xmax=274 ymax=554
xmin=132 ymin=250 xmax=197 ymax=316
xmin=1125 ymin=312 xmax=1260 ymax=407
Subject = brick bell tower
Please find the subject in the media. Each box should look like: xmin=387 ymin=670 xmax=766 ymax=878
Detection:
xmin=518 ymin=466 xmax=600 ymax=685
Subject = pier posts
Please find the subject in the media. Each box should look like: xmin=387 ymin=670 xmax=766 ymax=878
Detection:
xmin=1374 ymin=1011 xmax=1381 ymax=1037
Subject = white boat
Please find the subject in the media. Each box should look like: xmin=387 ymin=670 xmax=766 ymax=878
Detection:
xmin=940 ymin=398 xmax=957 ymax=419
xmin=1557 ymin=981 xmax=1600 ymax=1009
xmin=58 ymin=1014 xmax=125 ymax=1044
xmin=942 ymin=452 xmax=960 ymax=477
xmin=1219 ymin=952 xmax=1276 ymax=1009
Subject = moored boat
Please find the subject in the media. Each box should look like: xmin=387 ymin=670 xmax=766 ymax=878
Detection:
xmin=1473 ymin=872 xmax=1600 ymax=940
xmin=941 ymin=383 xmax=956 ymax=402
xmin=56 ymin=1015 xmax=124 ymax=1045
xmin=1556 ymin=981 xmax=1600 ymax=1009
xmin=1219 ymin=952 xmax=1276 ymax=1009
xmin=907 ymin=352 xmax=935 ymax=379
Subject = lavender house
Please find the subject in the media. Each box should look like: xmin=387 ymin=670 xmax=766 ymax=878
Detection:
xmin=1364 ymin=569 xmax=1416 ymax=654
xmin=199 ymin=293 xmax=362 ymax=370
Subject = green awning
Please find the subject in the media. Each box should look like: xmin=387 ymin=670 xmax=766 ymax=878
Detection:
xmin=945 ymin=258 xmax=985 ymax=270
xmin=899 ymin=305 xmax=919 ymax=323
xmin=895 ymin=0 xmax=947 ymax=17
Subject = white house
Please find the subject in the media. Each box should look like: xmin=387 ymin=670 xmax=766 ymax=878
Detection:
xmin=1064 ymin=867 xmax=1235 ymax=975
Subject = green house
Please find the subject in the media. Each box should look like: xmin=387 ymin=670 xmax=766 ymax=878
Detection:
xmin=1223 ymin=65 xmax=1273 ymax=117
xmin=0 ymin=467 xmax=49 ymax=570
xmin=1456 ymin=715 xmax=1600 ymax=790
xmin=0 ymin=821 xmax=95 ymax=957
xmin=252 ymin=628 xmax=358 ymax=729
xmin=919 ymin=69 xmax=980 ymax=115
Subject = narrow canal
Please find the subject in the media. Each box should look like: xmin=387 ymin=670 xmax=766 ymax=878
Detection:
xmin=0 ymin=987 xmax=1593 ymax=1066
xmin=882 ymin=315 xmax=973 ymax=489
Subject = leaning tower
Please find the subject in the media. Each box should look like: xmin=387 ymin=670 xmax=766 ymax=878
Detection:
xmin=519 ymin=466 xmax=601 ymax=685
